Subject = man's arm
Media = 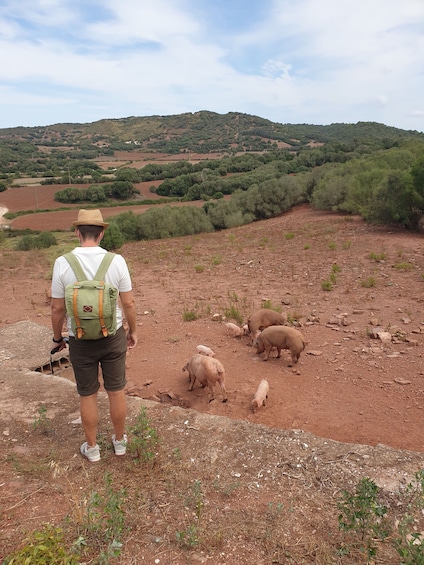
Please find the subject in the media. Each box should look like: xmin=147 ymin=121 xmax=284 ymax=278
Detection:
xmin=51 ymin=297 xmax=67 ymax=350
xmin=120 ymin=290 xmax=138 ymax=349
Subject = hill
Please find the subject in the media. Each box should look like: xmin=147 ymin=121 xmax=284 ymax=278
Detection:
xmin=1 ymin=111 xmax=423 ymax=155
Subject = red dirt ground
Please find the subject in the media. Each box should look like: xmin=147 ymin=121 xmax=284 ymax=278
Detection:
xmin=1 ymin=184 xmax=424 ymax=454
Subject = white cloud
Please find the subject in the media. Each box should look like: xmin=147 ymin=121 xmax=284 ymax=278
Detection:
xmin=0 ymin=0 xmax=422 ymax=130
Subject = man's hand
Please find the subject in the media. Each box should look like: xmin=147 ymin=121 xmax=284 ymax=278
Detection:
xmin=126 ymin=331 xmax=137 ymax=349
xmin=50 ymin=338 xmax=69 ymax=355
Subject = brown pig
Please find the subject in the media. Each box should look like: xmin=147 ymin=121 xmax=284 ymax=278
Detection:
xmin=182 ymin=353 xmax=227 ymax=402
xmin=253 ymin=326 xmax=307 ymax=366
xmin=247 ymin=308 xmax=287 ymax=344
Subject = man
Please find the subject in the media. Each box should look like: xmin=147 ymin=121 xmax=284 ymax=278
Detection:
xmin=51 ymin=209 xmax=137 ymax=462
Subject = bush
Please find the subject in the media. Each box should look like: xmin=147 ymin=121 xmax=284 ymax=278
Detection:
xmin=15 ymin=232 xmax=57 ymax=250
xmin=102 ymin=223 xmax=124 ymax=250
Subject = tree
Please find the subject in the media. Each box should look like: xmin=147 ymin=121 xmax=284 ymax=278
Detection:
xmin=109 ymin=181 xmax=137 ymax=200
xmin=102 ymin=222 xmax=125 ymax=250
xmin=86 ymin=184 xmax=107 ymax=202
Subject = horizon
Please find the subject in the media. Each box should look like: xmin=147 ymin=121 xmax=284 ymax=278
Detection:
xmin=0 ymin=111 xmax=421 ymax=135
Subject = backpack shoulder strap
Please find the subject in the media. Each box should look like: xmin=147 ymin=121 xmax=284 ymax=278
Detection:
xmin=64 ymin=252 xmax=87 ymax=282
xmin=94 ymin=252 xmax=116 ymax=281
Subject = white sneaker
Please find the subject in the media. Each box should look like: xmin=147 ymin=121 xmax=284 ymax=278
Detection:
xmin=112 ymin=434 xmax=127 ymax=456
xmin=80 ymin=442 xmax=100 ymax=462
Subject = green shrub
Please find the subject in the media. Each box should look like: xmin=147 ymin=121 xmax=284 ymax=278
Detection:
xmin=369 ymin=251 xmax=386 ymax=262
xmin=361 ymin=276 xmax=377 ymax=288
xmin=127 ymin=407 xmax=160 ymax=463
xmin=338 ymin=477 xmax=389 ymax=560
xmin=15 ymin=232 xmax=57 ymax=251
xmin=393 ymin=262 xmax=414 ymax=271
xmin=260 ymin=300 xmax=281 ymax=312
xmin=77 ymin=471 xmax=126 ymax=562
xmin=183 ymin=309 xmax=198 ymax=322
xmin=3 ymin=524 xmax=79 ymax=564
xmin=102 ymin=223 xmax=124 ymax=250
xmin=224 ymin=304 xmax=243 ymax=325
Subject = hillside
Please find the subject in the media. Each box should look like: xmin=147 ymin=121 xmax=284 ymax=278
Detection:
xmin=1 ymin=111 xmax=423 ymax=155
xmin=2 ymin=205 xmax=424 ymax=563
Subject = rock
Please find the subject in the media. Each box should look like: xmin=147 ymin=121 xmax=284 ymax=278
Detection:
xmin=377 ymin=331 xmax=392 ymax=344
xmin=369 ymin=327 xmax=386 ymax=339
xmin=394 ymin=378 xmax=411 ymax=385
xmin=307 ymin=350 xmax=323 ymax=356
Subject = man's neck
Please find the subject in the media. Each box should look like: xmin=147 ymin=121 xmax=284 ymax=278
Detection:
xmin=80 ymin=240 xmax=99 ymax=248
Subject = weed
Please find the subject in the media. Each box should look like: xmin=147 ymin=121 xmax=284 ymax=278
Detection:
xmin=222 ymin=290 xmax=247 ymax=325
xmin=266 ymin=501 xmax=284 ymax=522
xmin=3 ymin=524 xmax=79 ymax=564
xmin=332 ymin=263 xmax=341 ymax=274
xmin=321 ymin=280 xmax=333 ymax=291
xmin=33 ymin=405 xmax=53 ymax=435
xmin=194 ymin=264 xmax=204 ymax=273
xmin=286 ymin=312 xmax=300 ymax=324
xmin=127 ymin=406 xmax=160 ymax=463
xmin=328 ymin=241 xmax=337 ymax=250
xmin=342 ymin=240 xmax=352 ymax=249
xmin=369 ymin=251 xmax=386 ymax=262
xmin=211 ymin=254 xmax=222 ymax=265
xmin=168 ymin=336 xmax=180 ymax=343
xmin=338 ymin=477 xmax=389 ymax=561
xmin=77 ymin=471 xmax=126 ymax=563
xmin=393 ymin=470 xmax=424 ymax=564
xmin=213 ymin=478 xmax=241 ymax=497
xmin=259 ymin=237 xmax=269 ymax=246
xmin=176 ymin=524 xmax=200 ymax=548
xmin=330 ymin=272 xmax=337 ymax=284
xmin=224 ymin=304 xmax=243 ymax=325
xmin=261 ymin=299 xmax=281 ymax=312
xmin=176 ymin=480 xmax=204 ymax=548
xmin=183 ymin=309 xmax=199 ymax=322
xmin=285 ymin=232 xmax=295 ymax=240
xmin=361 ymin=277 xmax=377 ymax=288
xmin=304 ymin=243 xmax=311 ymax=250
xmin=393 ymin=262 xmax=414 ymax=271
xmin=173 ymin=447 xmax=182 ymax=460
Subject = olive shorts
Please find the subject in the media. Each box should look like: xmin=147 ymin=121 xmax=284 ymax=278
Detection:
xmin=69 ymin=326 xmax=127 ymax=396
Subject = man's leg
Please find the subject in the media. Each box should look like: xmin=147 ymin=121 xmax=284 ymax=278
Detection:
xmin=107 ymin=389 xmax=127 ymax=440
xmin=80 ymin=393 xmax=99 ymax=447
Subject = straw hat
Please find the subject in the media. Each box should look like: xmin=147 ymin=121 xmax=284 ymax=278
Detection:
xmin=72 ymin=209 xmax=108 ymax=228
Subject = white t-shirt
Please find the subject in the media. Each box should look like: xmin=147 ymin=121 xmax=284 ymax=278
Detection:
xmin=51 ymin=246 xmax=133 ymax=336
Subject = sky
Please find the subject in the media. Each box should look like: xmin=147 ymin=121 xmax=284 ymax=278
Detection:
xmin=0 ymin=0 xmax=424 ymax=132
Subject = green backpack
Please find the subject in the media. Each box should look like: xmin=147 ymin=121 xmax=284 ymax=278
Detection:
xmin=64 ymin=252 xmax=118 ymax=340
